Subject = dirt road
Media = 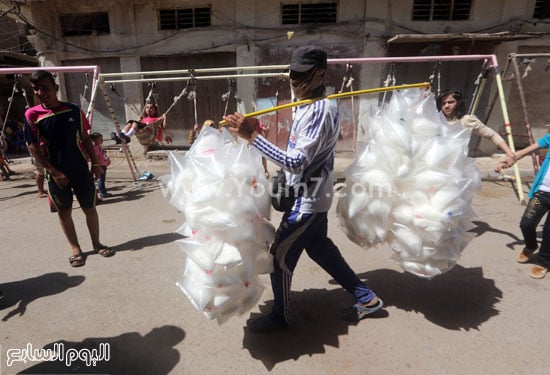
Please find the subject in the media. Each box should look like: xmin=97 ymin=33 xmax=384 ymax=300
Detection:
xmin=0 ymin=155 xmax=548 ymax=374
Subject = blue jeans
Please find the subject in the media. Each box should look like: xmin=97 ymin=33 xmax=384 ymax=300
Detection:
xmin=520 ymin=191 xmax=550 ymax=267
xmin=97 ymin=166 xmax=107 ymax=195
xmin=269 ymin=211 xmax=376 ymax=324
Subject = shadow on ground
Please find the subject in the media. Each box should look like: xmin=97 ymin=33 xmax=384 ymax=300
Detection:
xmin=0 ymin=189 xmax=36 ymax=201
xmin=469 ymin=220 xmax=523 ymax=250
xmin=110 ymin=232 xmax=184 ymax=252
xmin=243 ymin=265 xmax=502 ymax=370
xmin=242 ymin=287 xmax=388 ymax=371
xmin=19 ymin=325 xmax=185 ymax=374
xmin=353 ymin=265 xmax=502 ymax=331
xmin=98 ymin=182 xmax=161 ymax=204
xmin=0 ymin=272 xmax=85 ymax=321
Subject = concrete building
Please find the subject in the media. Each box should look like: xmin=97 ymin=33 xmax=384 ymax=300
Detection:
xmin=3 ymin=0 xmax=550 ymax=155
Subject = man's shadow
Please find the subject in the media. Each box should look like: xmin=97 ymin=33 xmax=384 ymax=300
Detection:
xmin=20 ymin=325 xmax=185 ymax=374
xmin=242 ymin=287 xmax=388 ymax=371
xmin=354 ymin=265 xmax=502 ymax=330
xmin=0 ymin=272 xmax=85 ymax=321
xmin=243 ymin=265 xmax=501 ymax=370
xmin=110 ymin=232 xmax=184 ymax=253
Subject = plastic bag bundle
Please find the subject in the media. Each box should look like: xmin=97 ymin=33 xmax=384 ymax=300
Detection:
xmin=162 ymin=127 xmax=275 ymax=323
xmin=337 ymin=88 xmax=481 ymax=279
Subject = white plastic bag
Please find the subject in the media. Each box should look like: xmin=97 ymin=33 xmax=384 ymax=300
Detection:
xmin=337 ymin=88 xmax=480 ymax=279
xmin=163 ymin=128 xmax=276 ymax=323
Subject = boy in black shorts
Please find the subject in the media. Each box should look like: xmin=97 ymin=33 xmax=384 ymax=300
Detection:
xmin=24 ymin=70 xmax=114 ymax=267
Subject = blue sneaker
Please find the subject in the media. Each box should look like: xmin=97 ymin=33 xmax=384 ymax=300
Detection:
xmin=355 ymin=298 xmax=383 ymax=320
xmin=138 ymin=171 xmax=154 ymax=181
xmin=343 ymin=298 xmax=384 ymax=321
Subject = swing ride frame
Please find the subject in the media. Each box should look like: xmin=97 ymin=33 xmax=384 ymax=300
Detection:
xmin=93 ymin=67 xmax=291 ymax=181
xmin=1 ymin=54 xmax=524 ymax=203
xmin=498 ymin=52 xmax=550 ymax=176
xmin=0 ymin=65 xmax=100 ymax=121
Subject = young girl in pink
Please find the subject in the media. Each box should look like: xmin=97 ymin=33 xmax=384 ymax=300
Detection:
xmin=90 ymin=132 xmax=111 ymax=200
xmin=112 ymin=102 xmax=167 ymax=144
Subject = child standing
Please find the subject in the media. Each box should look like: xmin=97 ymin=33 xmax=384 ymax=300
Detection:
xmin=0 ymin=132 xmax=16 ymax=180
xmin=91 ymin=132 xmax=111 ymax=200
xmin=496 ymin=135 xmax=550 ymax=279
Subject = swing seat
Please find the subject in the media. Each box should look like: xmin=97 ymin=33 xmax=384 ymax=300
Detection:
xmin=135 ymin=126 xmax=155 ymax=146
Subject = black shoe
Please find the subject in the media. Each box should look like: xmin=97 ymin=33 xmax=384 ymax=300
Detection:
xmin=246 ymin=314 xmax=289 ymax=334
xmin=110 ymin=132 xmax=122 ymax=144
xmin=119 ymin=133 xmax=131 ymax=143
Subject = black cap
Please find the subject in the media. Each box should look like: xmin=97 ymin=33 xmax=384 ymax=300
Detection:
xmin=289 ymin=46 xmax=328 ymax=72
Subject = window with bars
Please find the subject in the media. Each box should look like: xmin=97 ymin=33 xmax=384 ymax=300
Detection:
xmin=159 ymin=6 xmax=211 ymax=30
xmin=281 ymin=2 xmax=337 ymax=25
xmin=60 ymin=12 xmax=110 ymax=36
xmin=534 ymin=0 xmax=550 ymax=19
xmin=412 ymin=0 xmax=471 ymax=21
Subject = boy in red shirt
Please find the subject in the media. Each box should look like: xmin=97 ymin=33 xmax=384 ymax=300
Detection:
xmin=24 ymin=70 xmax=114 ymax=267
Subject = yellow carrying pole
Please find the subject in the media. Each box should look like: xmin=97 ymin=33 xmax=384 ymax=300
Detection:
xmin=219 ymin=82 xmax=431 ymax=126
xmin=494 ymin=70 xmax=526 ymax=204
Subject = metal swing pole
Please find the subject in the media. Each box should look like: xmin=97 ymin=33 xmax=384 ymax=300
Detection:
xmin=85 ymin=68 xmax=101 ymax=125
xmin=270 ymin=79 xmax=279 ymax=143
xmin=428 ymin=62 xmax=441 ymax=97
xmin=510 ymin=53 xmax=540 ymax=174
xmin=274 ymin=76 xmax=283 ymax=147
xmin=493 ymin=58 xmax=526 ymax=204
xmin=109 ymin=84 xmax=142 ymax=118
xmin=338 ymin=64 xmax=357 ymax=153
xmin=172 ymin=78 xmax=195 ymax=144
xmin=190 ymin=80 xmax=198 ymax=129
xmin=468 ymin=59 xmax=490 ymax=115
xmin=162 ymin=78 xmax=193 ymax=117
xmin=97 ymin=77 xmax=139 ymax=181
xmin=222 ymin=79 xmax=237 ymax=117
xmin=349 ymin=72 xmax=357 ymax=154
xmin=1 ymin=75 xmax=20 ymax=137
xmin=469 ymin=60 xmax=492 ymax=155
xmin=151 ymin=79 xmax=188 ymax=144
xmin=381 ymin=63 xmax=396 ymax=105
xmin=146 ymin=81 xmax=163 ymax=145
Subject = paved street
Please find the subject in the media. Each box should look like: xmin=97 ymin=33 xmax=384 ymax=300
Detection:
xmin=0 ymin=154 xmax=548 ymax=374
